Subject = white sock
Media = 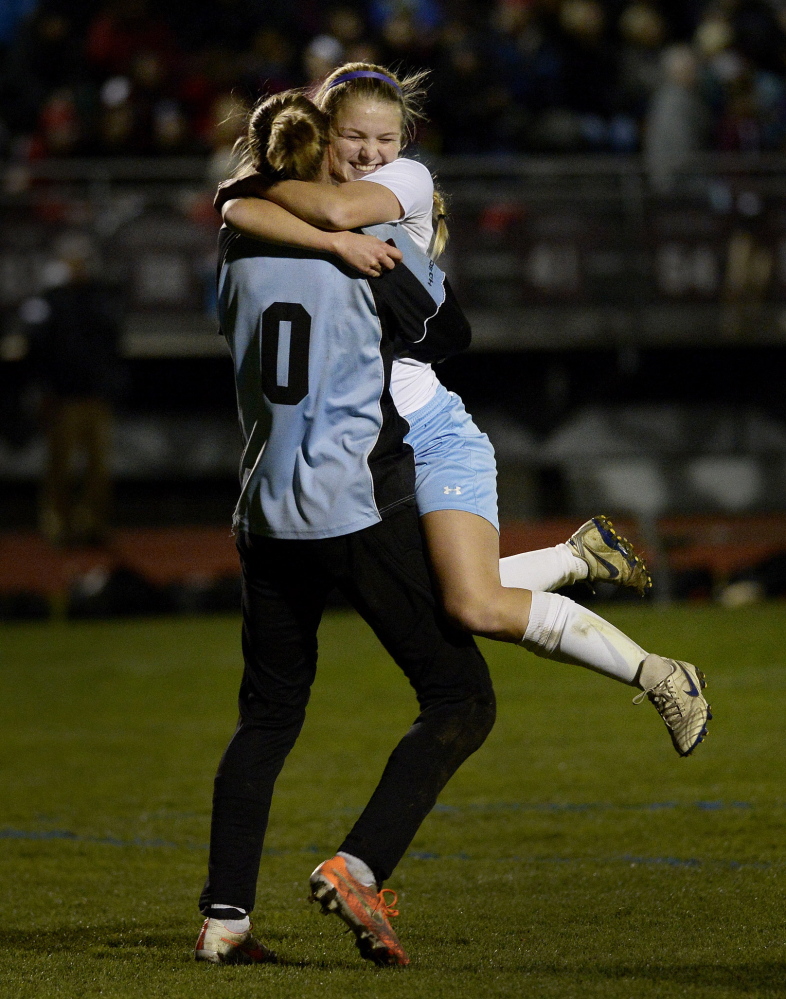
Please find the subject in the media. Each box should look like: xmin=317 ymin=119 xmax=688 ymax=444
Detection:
xmin=211 ymin=905 xmax=250 ymax=933
xmin=337 ymin=851 xmax=376 ymax=887
xmin=500 ymin=543 xmax=587 ymax=592
xmin=521 ymin=591 xmax=646 ymax=684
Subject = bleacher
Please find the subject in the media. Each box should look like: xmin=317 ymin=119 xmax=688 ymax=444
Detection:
xmin=2 ymin=155 xmax=785 ymax=615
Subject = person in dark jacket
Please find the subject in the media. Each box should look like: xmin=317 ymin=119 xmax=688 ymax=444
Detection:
xmin=23 ymin=233 xmax=123 ymax=546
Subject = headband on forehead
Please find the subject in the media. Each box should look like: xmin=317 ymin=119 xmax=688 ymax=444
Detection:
xmin=325 ymin=70 xmax=402 ymax=93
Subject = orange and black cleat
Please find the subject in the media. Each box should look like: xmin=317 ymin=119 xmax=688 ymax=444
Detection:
xmin=309 ymin=855 xmax=409 ymax=967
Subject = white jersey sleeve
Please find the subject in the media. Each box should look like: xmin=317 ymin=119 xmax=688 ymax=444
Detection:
xmin=361 ymin=157 xmax=440 ymax=416
xmin=360 ymin=158 xmax=434 ymax=254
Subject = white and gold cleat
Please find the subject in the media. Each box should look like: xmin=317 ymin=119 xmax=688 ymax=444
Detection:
xmin=568 ymin=515 xmax=652 ymax=596
xmin=633 ymin=654 xmax=712 ymax=756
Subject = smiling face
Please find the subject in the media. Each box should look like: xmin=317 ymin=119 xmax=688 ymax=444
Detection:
xmin=329 ymin=96 xmax=403 ymax=182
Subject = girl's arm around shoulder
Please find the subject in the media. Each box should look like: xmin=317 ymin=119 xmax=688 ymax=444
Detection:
xmin=223 ymin=197 xmax=336 ymax=253
xmin=222 ymin=198 xmax=402 ymax=276
xmin=215 ymin=170 xmax=401 ymax=231
xmin=264 ymin=178 xmax=402 ymax=231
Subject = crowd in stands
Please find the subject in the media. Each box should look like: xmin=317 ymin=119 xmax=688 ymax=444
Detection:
xmin=1 ymin=0 xmax=786 ymax=162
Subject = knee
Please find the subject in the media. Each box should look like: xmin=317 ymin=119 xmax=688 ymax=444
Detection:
xmin=470 ymin=688 xmax=496 ymax=747
xmin=442 ymin=687 xmax=496 ymax=757
xmin=238 ymin=662 xmax=315 ymax=724
xmin=441 ymin=587 xmax=500 ymax=636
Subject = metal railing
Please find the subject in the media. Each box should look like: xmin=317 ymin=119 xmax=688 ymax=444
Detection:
xmin=2 ymin=153 xmax=786 ymax=355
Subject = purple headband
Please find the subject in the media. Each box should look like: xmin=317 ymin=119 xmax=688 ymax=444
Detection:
xmin=326 ymin=70 xmax=402 ymax=93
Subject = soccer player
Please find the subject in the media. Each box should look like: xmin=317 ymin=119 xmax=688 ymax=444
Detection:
xmin=216 ymin=66 xmax=711 ymax=760
xmin=195 ymin=94 xmax=495 ymax=968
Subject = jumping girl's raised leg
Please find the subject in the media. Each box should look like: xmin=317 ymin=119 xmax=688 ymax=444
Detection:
xmin=421 ymin=507 xmax=647 ymax=683
xmin=420 ymin=506 xmax=710 ymax=754
xmin=499 ymin=516 xmax=652 ymax=597
xmin=420 ymin=509 xmax=532 ymax=642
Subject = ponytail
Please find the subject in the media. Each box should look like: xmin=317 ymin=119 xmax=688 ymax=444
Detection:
xmin=431 ymin=187 xmax=449 ymax=258
xmin=232 ymin=90 xmax=330 ymax=183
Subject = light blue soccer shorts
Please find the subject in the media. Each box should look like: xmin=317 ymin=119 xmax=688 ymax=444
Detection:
xmin=403 ymin=383 xmax=499 ymax=531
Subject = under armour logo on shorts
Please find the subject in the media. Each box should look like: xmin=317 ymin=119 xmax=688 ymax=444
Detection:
xmin=443 ymin=486 xmax=462 ymax=495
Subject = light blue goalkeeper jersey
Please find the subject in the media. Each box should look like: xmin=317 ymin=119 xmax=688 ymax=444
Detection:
xmin=218 ymin=221 xmax=470 ymax=540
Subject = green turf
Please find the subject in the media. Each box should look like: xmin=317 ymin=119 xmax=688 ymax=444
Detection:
xmin=1 ymin=604 xmax=784 ymax=998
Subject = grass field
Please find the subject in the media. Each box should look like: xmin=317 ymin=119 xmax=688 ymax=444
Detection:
xmin=1 ymin=604 xmax=784 ymax=998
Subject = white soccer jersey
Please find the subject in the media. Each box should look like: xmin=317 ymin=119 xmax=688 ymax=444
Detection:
xmin=360 ymin=158 xmax=434 ymax=253
xmin=361 ymin=158 xmax=441 ymax=416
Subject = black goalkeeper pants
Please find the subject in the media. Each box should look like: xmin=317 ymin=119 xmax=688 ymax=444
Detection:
xmin=199 ymin=502 xmax=495 ymax=914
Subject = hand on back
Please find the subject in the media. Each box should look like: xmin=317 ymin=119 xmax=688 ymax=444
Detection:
xmin=332 ymin=231 xmax=402 ymax=276
xmin=215 ymin=173 xmax=269 ymax=214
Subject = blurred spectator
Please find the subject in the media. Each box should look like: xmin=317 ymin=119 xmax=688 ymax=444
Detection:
xmin=302 ymin=34 xmax=345 ymax=84
xmin=0 ymin=0 xmax=37 ymax=47
xmin=379 ymin=9 xmax=430 ymax=65
xmin=21 ymin=234 xmax=125 ymax=547
xmin=558 ymin=0 xmax=619 ymax=146
xmin=656 ymin=0 xmax=705 ymax=41
xmin=237 ymin=27 xmax=298 ymax=95
xmin=644 ymin=43 xmax=712 ymax=191
xmin=369 ymin=0 xmax=444 ymax=33
xmin=3 ymin=5 xmax=85 ymax=137
xmin=490 ymin=1 xmax=562 ymax=108
xmin=696 ymin=0 xmax=786 ymax=154
xmin=98 ymin=74 xmax=135 ymax=154
xmin=204 ymin=91 xmax=248 ymax=185
xmin=714 ymin=53 xmax=786 ymax=151
xmin=694 ymin=5 xmax=734 ymax=63
xmin=617 ymin=2 xmax=668 ymax=119
xmin=37 ymin=87 xmax=83 ymax=156
xmin=326 ymin=5 xmax=380 ymax=62
xmin=327 ymin=5 xmax=367 ymax=48
xmin=86 ymin=0 xmax=178 ymax=78
xmin=431 ymin=21 xmax=508 ymax=152
xmin=167 ymin=0 xmax=266 ymax=54
xmin=1 ymin=0 xmax=786 ymax=159
xmin=729 ymin=0 xmax=786 ymax=76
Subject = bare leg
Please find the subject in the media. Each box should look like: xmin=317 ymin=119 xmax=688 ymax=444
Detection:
xmin=420 ymin=509 xmax=532 ymax=643
xmin=420 ymin=509 xmax=648 ymax=685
